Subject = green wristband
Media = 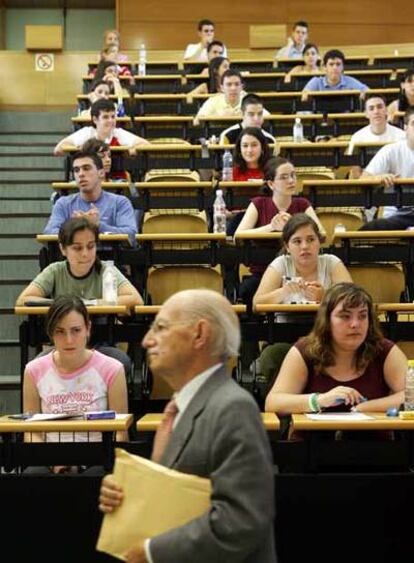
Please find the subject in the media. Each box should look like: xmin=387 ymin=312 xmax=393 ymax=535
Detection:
xmin=309 ymin=392 xmax=320 ymax=412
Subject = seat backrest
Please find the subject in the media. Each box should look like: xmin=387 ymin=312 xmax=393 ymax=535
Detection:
xmin=349 ymin=264 xmax=405 ymax=303
xmin=147 ymin=265 xmax=223 ymax=305
xmin=296 ymin=166 xmax=335 ymax=193
xmin=144 ymin=169 xmax=200 ymax=182
xmin=142 ymin=211 xmax=208 ymax=234
xmin=317 ymin=210 xmax=364 ymax=245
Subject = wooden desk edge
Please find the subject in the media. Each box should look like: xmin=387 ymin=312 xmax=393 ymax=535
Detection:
xmin=136 ymin=412 xmax=279 ymax=431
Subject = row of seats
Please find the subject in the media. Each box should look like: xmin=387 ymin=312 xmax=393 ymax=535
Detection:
xmin=82 ymin=68 xmax=407 ymax=94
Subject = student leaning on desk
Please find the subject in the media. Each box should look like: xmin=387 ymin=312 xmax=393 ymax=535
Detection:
xmin=15 ymin=217 xmax=142 ymax=309
xmin=265 ymin=282 xmax=406 ymax=416
xmin=23 ymin=296 xmax=128 ymax=475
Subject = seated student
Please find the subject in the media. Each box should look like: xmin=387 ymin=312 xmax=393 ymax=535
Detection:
xmin=92 ymin=60 xmax=132 ymax=96
xmin=219 ymin=93 xmax=275 ymax=145
xmin=235 ymin=156 xmax=325 ymax=304
xmin=232 ymin=127 xmax=272 ymax=181
xmin=184 ymin=19 xmax=227 ymax=62
xmin=225 ymin=128 xmax=272 ymax=235
xmin=44 ymin=151 xmax=137 ymax=239
xmin=194 ymin=69 xmax=247 ymax=124
xmin=388 ymin=68 xmax=414 ymax=124
xmin=303 ymin=49 xmax=368 ymax=92
xmin=23 ymin=295 xmax=129 ymax=473
xmin=54 ymin=99 xmax=149 ymax=157
xmin=101 ymin=28 xmax=128 ymax=62
xmin=187 ymin=56 xmax=230 ymax=97
xmin=187 ymin=40 xmax=227 ymax=75
xmin=79 ymin=80 xmax=115 ymax=118
xmin=284 ymin=43 xmax=320 ymax=83
xmin=95 ymin=45 xmax=132 ymax=77
xmin=275 ymin=20 xmax=309 ymax=60
xmin=16 ymin=217 xmax=142 ymax=308
xmin=348 ymin=94 xmax=405 ymax=178
xmin=265 ymin=282 xmax=406 ymax=416
xmin=359 ymin=107 xmax=414 ymax=230
xmin=81 ymin=138 xmax=127 ymax=182
xmin=253 ymin=214 xmax=351 ymax=307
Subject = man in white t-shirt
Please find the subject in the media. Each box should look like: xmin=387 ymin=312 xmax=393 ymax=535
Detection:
xmin=348 ymin=94 xmax=405 ymax=178
xmin=54 ymin=99 xmax=149 ymax=156
xmin=360 ymin=107 xmax=414 ymax=230
xmin=183 ymin=19 xmax=227 ymax=62
xmin=275 ymin=21 xmax=309 ymax=60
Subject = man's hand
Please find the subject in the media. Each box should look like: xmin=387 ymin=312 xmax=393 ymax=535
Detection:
xmin=125 ymin=542 xmax=148 ymax=563
xmin=84 ymin=204 xmax=100 ymax=225
xmin=379 ymin=173 xmax=398 ymax=189
xmin=99 ymin=474 xmax=124 ymax=513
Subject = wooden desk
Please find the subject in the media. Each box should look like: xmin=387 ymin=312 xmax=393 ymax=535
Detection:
xmin=371 ymin=54 xmax=414 ymax=68
xmin=290 ymin=412 xmax=414 ymax=471
xmin=71 ymin=116 xmax=132 ymax=130
xmin=131 ymin=74 xmax=183 ymax=94
xmin=302 ymin=177 xmax=414 ymax=208
xmin=133 ymin=93 xmax=188 ymax=115
xmin=136 ymin=412 xmax=279 ymax=432
xmin=292 ymin=412 xmax=414 ymax=431
xmin=0 ymin=414 xmax=133 ymax=472
xmin=278 ymin=140 xmax=351 ymax=168
xmin=133 ymin=115 xmax=193 ymax=139
xmin=51 ymin=181 xmax=131 ymax=195
xmin=36 ymin=233 xmax=132 ymax=268
xmin=135 ymin=180 xmax=213 ymax=211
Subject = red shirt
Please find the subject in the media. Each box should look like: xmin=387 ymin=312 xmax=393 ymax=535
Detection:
xmin=296 ymin=337 xmax=394 ymax=409
xmin=248 ymin=196 xmax=311 ymax=275
xmin=232 ymin=166 xmax=264 ymax=182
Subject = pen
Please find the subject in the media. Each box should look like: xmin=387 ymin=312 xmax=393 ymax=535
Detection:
xmin=8 ymin=412 xmax=33 ymax=420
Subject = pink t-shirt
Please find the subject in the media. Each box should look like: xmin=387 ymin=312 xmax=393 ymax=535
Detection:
xmin=26 ymin=350 xmax=121 ymax=442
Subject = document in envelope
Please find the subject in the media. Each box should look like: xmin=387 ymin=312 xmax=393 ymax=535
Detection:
xmin=97 ymin=448 xmax=212 ymax=560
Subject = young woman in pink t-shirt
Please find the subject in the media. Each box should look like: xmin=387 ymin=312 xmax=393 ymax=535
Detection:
xmin=23 ymin=296 xmax=128 ymax=473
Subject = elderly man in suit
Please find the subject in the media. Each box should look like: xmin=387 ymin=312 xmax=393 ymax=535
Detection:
xmin=99 ymin=289 xmax=276 ymax=563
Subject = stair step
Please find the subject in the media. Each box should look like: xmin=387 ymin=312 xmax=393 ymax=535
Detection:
xmin=0 ymin=260 xmax=40 ymax=278
xmin=0 ymin=171 xmax=65 ymax=181
xmin=0 ymin=217 xmax=48 ymax=233
xmin=0 ymin=201 xmax=51 ymax=213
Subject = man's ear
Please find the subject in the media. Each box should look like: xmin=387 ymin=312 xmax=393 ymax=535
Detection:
xmin=59 ymin=243 xmax=66 ymax=257
xmin=98 ymin=167 xmax=105 ymax=180
xmin=192 ymin=319 xmax=211 ymax=350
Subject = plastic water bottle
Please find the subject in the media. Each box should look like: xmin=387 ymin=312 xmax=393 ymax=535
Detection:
xmin=102 ymin=260 xmax=118 ymax=305
xmin=138 ymin=43 xmax=146 ymax=76
xmin=222 ymin=150 xmax=233 ymax=181
xmin=334 ymin=222 xmax=346 ymax=233
xmin=293 ymin=117 xmax=304 ymax=143
xmin=213 ymin=189 xmax=227 ymax=233
xmin=117 ymin=97 xmax=126 ymax=117
xmin=404 ymin=360 xmax=414 ymax=411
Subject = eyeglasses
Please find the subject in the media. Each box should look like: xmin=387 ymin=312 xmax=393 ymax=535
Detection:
xmin=148 ymin=319 xmax=193 ymax=334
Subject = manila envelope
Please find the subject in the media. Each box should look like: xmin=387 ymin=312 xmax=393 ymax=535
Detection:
xmin=97 ymin=448 xmax=212 ymax=560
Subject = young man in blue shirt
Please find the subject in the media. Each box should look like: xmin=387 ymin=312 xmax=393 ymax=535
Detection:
xmin=303 ymin=49 xmax=368 ymax=92
xmin=44 ymin=151 xmax=137 ymax=241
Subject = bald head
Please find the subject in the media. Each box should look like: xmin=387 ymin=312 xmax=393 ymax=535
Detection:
xmin=165 ymin=289 xmax=240 ymax=361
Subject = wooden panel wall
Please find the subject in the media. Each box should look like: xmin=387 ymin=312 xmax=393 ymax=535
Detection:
xmin=117 ymin=0 xmax=414 ymax=50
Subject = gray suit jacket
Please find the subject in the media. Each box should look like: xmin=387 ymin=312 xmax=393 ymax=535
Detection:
xmin=150 ymin=367 xmax=277 ymax=563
